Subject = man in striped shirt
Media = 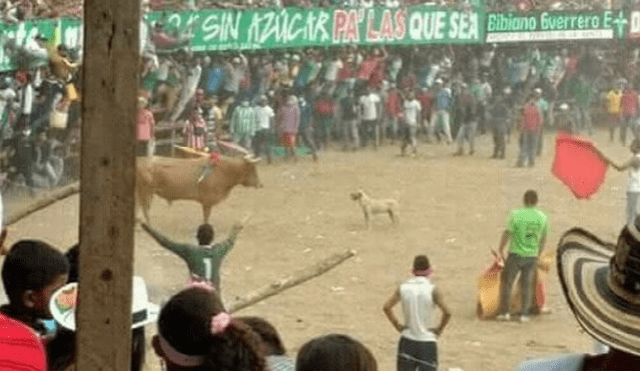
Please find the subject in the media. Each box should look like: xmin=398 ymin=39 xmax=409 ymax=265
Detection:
xmin=230 ymin=99 xmax=257 ymax=151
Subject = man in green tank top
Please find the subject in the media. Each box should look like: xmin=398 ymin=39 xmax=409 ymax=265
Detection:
xmin=496 ymin=190 xmax=548 ymax=323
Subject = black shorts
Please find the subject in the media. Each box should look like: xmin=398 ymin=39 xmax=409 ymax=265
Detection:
xmin=397 ymin=337 xmax=437 ymax=371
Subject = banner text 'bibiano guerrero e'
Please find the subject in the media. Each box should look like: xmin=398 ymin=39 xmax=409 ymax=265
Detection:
xmin=485 ymin=10 xmax=628 ymax=43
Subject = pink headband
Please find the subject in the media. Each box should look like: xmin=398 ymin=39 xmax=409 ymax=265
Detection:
xmin=158 ymin=334 xmax=204 ymax=367
xmin=185 ymin=278 xmax=216 ymax=293
xmin=211 ymin=312 xmax=232 ymax=335
xmin=412 ymin=268 xmax=434 ymax=277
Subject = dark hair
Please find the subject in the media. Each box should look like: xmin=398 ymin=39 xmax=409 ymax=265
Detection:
xmin=1 ymin=240 xmax=69 ymax=304
xmin=131 ymin=327 xmax=146 ymax=371
xmin=237 ymin=316 xmax=286 ymax=356
xmin=296 ymin=334 xmax=377 ymax=371
xmin=65 ymin=244 xmax=79 ymax=283
xmin=158 ymin=287 xmax=266 ymax=371
xmin=524 ymin=190 xmax=538 ymax=206
xmin=413 ymin=255 xmax=430 ymax=271
xmin=197 ymin=224 xmax=215 ymax=245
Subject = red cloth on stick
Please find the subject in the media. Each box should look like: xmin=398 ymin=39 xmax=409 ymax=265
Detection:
xmin=552 ymin=132 xmax=609 ymax=199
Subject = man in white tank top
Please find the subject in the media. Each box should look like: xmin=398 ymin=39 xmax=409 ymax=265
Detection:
xmin=383 ymin=255 xmax=451 ymax=371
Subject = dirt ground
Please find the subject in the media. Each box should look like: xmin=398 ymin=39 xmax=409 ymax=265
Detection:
xmin=3 ymin=128 xmax=633 ymax=371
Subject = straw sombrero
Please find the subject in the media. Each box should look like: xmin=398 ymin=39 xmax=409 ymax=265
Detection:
xmin=557 ymin=226 xmax=640 ymax=356
xmin=50 ymin=276 xmax=159 ymax=331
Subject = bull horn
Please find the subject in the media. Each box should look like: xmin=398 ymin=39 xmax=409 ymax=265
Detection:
xmin=243 ymin=155 xmax=262 ymax=163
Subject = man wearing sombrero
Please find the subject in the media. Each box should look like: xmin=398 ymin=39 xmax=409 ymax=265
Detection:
xmin=517 ymin=221 xmax=640 ymax=370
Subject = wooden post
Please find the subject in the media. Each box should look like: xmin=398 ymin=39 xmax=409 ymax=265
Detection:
xmin=77 ymin=0 xmax=139 ymax=369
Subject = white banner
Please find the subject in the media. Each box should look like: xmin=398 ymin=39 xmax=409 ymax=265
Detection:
xmin=486 ymin=28 xmax=613 ymax=42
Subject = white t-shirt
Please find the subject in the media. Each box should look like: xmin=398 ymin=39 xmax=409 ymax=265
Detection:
xmin=0 ymin=88 xmax=16 ymax=116
xmin=254 ymin=105 xmax=275 ymax=130
xmin=324 ymin=60 xmax=343 ymax=82
xmin=359 ymin=93 xmax=380 ymax=121
xmin=399 ymin=276 xmax=437 ymax=342
xmin=403 ymin=99 xmax=421 ymax=126
xmin=22 ymin=84 xmax=33 ymax=115
xmin=157 ymin=60 xmax=171 ymax=81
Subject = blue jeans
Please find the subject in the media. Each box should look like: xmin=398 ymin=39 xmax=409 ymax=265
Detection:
xmin=576 ymin=106 xmax=592 ymax=135
xmin=456 ymin=121 xmax=478 ymax=153
xmin=517 ymin=131 xmax=538 ymax=167
xmin=499 ymin=253 xmax=537 ymax=316
xmin=621 ymin=115 xmax=638 ymax=146
xmin=397 ymin=337 xmax=437 ymax=371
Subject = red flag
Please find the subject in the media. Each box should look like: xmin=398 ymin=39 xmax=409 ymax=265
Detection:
xmin=552 ymin=132 xmax=609 ymax=199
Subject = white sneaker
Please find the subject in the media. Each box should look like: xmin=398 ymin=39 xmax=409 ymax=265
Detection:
xmin=496 ymin=313 xmax=511 ymax=321
xmin=520 ymin=315 xmax=531 ymax=323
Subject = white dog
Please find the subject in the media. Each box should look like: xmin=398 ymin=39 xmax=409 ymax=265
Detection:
xmin=350 ymin=190 xmax=399 ymax=229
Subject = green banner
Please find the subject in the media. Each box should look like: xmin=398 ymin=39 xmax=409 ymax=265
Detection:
xmin=0 ymin=6 xmax=484 ymax=72
xmin=146 ymin=6 xmax=485 ymax=51
xmin=486 ymin=10 xmax=628 ymax=43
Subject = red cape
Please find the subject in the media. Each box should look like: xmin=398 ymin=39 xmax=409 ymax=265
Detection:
xmin=552 ymin=132 xmax=609 ymax=199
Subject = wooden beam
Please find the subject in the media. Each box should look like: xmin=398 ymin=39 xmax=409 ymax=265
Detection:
xmin=228 ymin=249 xmax=356 ymax=313
xmin=77 ymin=0 xmax=140 ymax=369
xmin=5 ymin=182 xmax=79 ymax=226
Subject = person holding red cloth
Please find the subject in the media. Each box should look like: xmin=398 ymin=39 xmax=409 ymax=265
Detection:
xmin=620 ymin=83 xmax=639 ymax=147
xmin=517 ymin=94 xmax=543 ymax=168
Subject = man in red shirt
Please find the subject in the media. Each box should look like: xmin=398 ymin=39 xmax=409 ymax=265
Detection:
xmin=517 ymin=94 xmax=543 ymax=168
xmin=620 ymin=83 xmax=639 ymax=147
xmin=136 ymin=96 xmax=156 ymax=157
xmin=417 ymin=87 xmax=434 ymax=142
xmin=384 ymin=83 xmax=402 ymax=143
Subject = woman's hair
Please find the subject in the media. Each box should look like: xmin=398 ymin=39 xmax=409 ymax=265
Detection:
xmin=296 ymin=334 xmax=377 ymax=371
xmin=237 ymin=316 xmax=286 ymax=356
xmin=158 ymin=287 xmax=266 ymax=371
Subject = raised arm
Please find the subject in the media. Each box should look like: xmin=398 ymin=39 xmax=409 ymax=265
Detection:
xmin=617 ymin=156 xmax=640 ymax=172
xmin=594 ymin=147 xmax=622 ymax=171
xmin=141 ymin=223 xmax=192 ymax=259
xmin=212 ymin=222 xmax=244 ymax=257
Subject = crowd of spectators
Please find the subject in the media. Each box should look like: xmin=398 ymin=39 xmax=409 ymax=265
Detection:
xmin=133 ymin=38 xmax=636 ymax=167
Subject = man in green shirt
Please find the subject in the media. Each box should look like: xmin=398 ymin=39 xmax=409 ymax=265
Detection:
xmin=571 ymin=74 xmax=594 ymax=136
xmin=141 ymin=220 xmax=245 ymax=293
xmin=496 ymin=190 xmax=548 ymax=323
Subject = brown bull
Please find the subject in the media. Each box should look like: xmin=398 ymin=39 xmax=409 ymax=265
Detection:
xmin=136 ymin=154 xmax=261 ymax=223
